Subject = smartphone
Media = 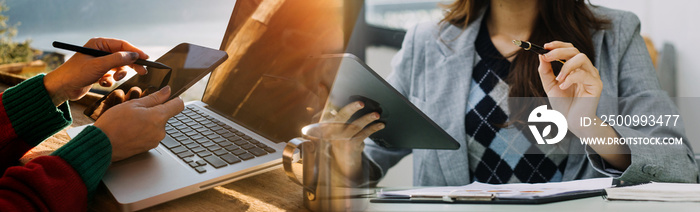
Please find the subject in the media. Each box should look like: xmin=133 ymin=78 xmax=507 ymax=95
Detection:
xmin=84 ymin=43 xmax=228 ymax=120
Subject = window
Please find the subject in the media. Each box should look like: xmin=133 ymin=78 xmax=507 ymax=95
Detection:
xmin=365 ymin=0 xmax=448 ymax=31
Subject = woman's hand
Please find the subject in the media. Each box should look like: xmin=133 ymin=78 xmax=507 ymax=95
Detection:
xmin=538 ymin=41 xmax=630 ymax=170
xmin=324 ymin=101 xmax=385 ymax=179
xmin=44 ymin=38 xmax=149 ymax=106
xmin=325 ymin=101 xmax=386 ymax=148
xmin=537 ymin=41 xmax=603 ymax=135
xmin=94 ymin=86 xmax=184 ymax=162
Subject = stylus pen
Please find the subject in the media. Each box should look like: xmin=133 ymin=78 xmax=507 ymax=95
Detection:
xmin=512 ymin=40 xmax=566 ymax=64
xmin=52 ymin=41 xmax=172 ymax=69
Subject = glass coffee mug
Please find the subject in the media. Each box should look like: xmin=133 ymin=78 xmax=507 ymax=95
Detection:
xmin=283 ymin=123 xmax=368 ymax=211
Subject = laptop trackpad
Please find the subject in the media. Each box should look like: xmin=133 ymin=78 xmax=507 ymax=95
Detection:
xmin=103 ymin=148 xmax=193 ymax=204
xmin=110 ymin=149 xmax=159 ymax=168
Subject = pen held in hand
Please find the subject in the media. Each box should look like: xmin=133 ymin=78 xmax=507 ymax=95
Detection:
xmin=512 ymin=40 xmax=566 ymax=65
xmin=52 ymin=41 xmax=172 ymax=70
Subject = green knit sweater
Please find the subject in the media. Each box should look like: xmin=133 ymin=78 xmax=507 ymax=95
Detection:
xmin=4 ymin=74 xmax=112 ymax=197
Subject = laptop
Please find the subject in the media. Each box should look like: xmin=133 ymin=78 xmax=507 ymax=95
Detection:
xmin=66 ymin=1 xmax=350 ymax=211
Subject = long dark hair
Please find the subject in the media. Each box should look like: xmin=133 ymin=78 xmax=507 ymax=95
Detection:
xmin=441 ymin=0 xmax=609 ymax=124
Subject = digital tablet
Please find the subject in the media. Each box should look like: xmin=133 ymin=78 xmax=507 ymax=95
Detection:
xmin=322 ymin=54 xmax=460 ymax=150
xmin=84 ymin=43 xmax=228 ymax=120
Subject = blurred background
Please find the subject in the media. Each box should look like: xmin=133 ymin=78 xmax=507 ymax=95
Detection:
xmin=3 ymin=0 xmax=699 ymax=187
xmin=4 ymin=0 xmax=235 ymax=100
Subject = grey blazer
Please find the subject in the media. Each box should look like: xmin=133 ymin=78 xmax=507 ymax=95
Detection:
xmin=364 ymin=6 xmax=699 ymax=186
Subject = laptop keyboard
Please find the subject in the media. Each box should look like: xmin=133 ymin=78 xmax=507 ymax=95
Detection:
xmin=162 ymin=105 xmax=276 ymax=174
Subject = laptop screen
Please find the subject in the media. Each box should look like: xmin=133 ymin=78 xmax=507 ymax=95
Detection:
xmin=202 ymin=1 xmax=348 ymax=143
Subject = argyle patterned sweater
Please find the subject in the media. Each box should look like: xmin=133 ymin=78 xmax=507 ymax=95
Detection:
xmin=0 ymin=75 xmax=111 ymax=211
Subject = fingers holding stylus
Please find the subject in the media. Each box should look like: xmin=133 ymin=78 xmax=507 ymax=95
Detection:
xmin=556 ymin=53 xmax=599 ymax=83
xmin=542 ymin=47 xmax=579 ymax=63
xmin=542 ymin=41 xmax=578 ymax=66
xmin=537 ymin=41 xmax=602 ymax=98
xmin=87 ymin=38 xmax=149 ymax=60
xmin=85 ymin=38 xmax=150 ymax=75
xmin=543 ymin=41 xmax=574 ymax=49
xmin=541 ymin=41 xmax=598 ymax=81
xmin=537 ymin=55 xmax=557 ymax=91
xmin=541 ymin=50 xmax=602 ymax=97
xmin=558 ymin=69 xmax=602 ymax=95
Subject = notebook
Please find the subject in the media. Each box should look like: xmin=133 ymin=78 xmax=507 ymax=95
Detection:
xmin=605 ymin=182 xmax=700 ymax=202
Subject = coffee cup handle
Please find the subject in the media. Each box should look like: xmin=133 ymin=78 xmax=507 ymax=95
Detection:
xmin=283 ymin=137 xmax=309 ymax=186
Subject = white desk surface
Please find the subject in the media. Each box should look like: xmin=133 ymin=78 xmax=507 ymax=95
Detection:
xmin=365 ymin=196 xmax=700 ymax=212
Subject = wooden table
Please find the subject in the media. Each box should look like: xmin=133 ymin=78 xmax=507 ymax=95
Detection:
xmin=1 ymin=84 xmax=306 ymax=211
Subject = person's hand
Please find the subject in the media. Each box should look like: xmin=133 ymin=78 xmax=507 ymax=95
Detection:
xmin=93 ymin=86 xmax=184 ymax=162
xmin=44 ymin=38 xmax=149 ymax=106
xmin=538 ymin=41 xmax=603 ymax=135
xmin=538 ymin=41 xmax=630 ymax=169
xmin=90 ymin=86 xmax=159 ymax=120
xmin=323 ymin=101 xmax=385 ymax=178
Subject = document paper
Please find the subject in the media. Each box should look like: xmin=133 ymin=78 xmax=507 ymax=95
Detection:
xmin=379 ymin=177 xmax=613 ymax=200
